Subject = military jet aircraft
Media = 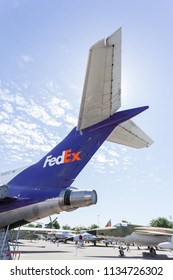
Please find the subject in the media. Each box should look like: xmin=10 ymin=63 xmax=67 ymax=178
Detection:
xmin=87 ymin=222 xmax=173 ymax=255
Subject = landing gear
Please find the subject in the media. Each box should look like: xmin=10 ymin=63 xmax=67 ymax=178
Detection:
xmin=118 ymin=245 xmax=125 ymax=257
xmin=142 ymin=246 xmax=157 ymax=258
xmin=149 ymin=247 xmax=156 ymax=255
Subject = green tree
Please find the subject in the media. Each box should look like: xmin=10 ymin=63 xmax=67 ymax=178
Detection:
xmin=62 ymin=224 xmax=71 ymax=230
xmin=45 ymin=220 xmax=60 ymax=229
xmin=74 ymin=226 xmax=87 ymax=232
xmin=150 ymin=217 xmax=173 ymax=228
xmin=27 ymin=223 xmax=35 ymax=227
xmin=88 ymin=224 xmax=98 ymax=229
xmin=52 ymin=220 xmax=60 ymax=229
xmin=36 ymin=223 xmax=43 ymax=228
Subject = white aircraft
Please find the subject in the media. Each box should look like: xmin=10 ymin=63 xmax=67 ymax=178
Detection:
xmin=0 ymin=28 xmax=153 ymax=258
xmin=12 ymin=226 xmax=75 ymax=242
xmin=66 ymin=232 xmax=102 ymax=246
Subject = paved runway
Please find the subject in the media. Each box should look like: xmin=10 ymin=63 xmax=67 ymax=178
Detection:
xmin=12 ymin=240 xmax=173 ymax=260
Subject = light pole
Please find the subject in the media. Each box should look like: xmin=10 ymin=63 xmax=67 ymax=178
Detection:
xmin=97 ymin=215 xmax=100 ymax=227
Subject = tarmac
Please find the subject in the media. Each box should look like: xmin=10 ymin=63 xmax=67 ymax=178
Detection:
xmin=11 ymin=239 xmax=173 ymax=260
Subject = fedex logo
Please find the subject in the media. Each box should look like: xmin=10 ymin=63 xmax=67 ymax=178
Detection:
xmin=43 ymin=149 xmax=81 ymax=168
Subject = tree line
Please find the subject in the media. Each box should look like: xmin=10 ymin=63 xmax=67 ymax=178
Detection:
xmin=26 ymin=217 xmax=173 ymax=230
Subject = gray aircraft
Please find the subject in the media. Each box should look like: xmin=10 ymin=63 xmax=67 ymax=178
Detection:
xmin=87 ymin=222 xmax=173 ymax=255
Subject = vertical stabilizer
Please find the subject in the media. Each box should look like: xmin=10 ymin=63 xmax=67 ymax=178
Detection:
xmin=77 ymin=28 xmax=121 ymax=130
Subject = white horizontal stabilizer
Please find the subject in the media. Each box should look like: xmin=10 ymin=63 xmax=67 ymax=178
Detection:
xmin=107 ymin=120 xmax=154 ymax=148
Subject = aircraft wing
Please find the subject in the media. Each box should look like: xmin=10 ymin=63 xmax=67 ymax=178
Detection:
xmin=135 ymin=230 xmax=173 ymax=236
xmin=14 ymin=226 xmax=72 ymax=234
xmin=87 ymin=226 xmax=117 ymax=236
xmin=107 ymin=120 xmax=154 ymax=148
xmin=77 ymin=28 xmax=121 ymax=130
xmin=135 ymin=227 xmax=173 ymax=236
xmin=14 ymin=227 xmax=55 ymax=234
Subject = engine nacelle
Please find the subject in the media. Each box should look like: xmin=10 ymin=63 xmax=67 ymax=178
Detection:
xmin=58 ymin=188 xmax=97 ymax=211
xmin=0 ymin=185 xmax=9 ymax=199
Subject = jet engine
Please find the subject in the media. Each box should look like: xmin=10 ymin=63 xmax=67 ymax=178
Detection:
xmin=0 ymin=185 xmax=9 ymax=199
xmin=58 ymin=188 xmax=97 ymax=211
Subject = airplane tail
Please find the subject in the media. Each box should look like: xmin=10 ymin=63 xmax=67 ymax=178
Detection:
xmin=8 ymin=105 xmax=151 ymax=191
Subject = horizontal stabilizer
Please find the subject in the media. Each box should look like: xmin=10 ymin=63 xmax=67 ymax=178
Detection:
xmin=107 ymin=119 xmax=154 ymax=148
xmin=77 ymin=28 xmax=121 ymax=130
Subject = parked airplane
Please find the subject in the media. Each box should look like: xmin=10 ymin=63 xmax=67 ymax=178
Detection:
xmin=87 ymin=222 xmax=173 ymax=255
xmin=12 ymin=226 xmax=75 ymax=242
xmin=0 ymin=28 xmax=153 ymax=256
xmin=139 ymin=227 xmax=173 ymax=251
xmin=66 ymin=232 xmax=102 ymax=246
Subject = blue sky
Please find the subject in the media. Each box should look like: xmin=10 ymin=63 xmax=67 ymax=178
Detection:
xmin=0 ymin=0 xmax=173 ymax=228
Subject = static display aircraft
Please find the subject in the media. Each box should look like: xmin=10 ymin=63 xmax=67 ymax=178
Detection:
xmin=66 ymin=232 xmax=102 ymax=246
xmin=0 ymin=28 xmax=153 ymax=257
xmin=12 ymin=226 xmax=75 ymax=242
xmin=87 ymin=222 xmax=173 ymax=255
xmin=138 ymin=227 xmax=173 ymax=251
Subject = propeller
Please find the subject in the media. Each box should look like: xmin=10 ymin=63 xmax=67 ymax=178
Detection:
xmin=45 ymin=215 xmax=58 ymax=228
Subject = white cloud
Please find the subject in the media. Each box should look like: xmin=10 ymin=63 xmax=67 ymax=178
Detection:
xmin=15 ymin=94 xmax=28 ymax=106
xmin=0 ymin=81 xmax=76 ymax=166
xmin=2 ymin=102 xmax=13 ymax=113
xmin=0 ymin=111 xmax=11 ymax=120
xmin=17 ymin=99 xmax=62 ymax=127
xmin=45 ymin=80 xmax=60 ymax=94
xmin=0 ymin=123 xmax=18 ymax=135
xmin=65 ymin=114 xmax=77 ymax=126
xmin=48 ymin=96 xmax=71 ymax=110
xmin=101 ymin=145 xmax=120 ymax=158
xmin=21 ymin=54 xmax=34 ymax=63
xmin=0 ymin=88 xmax=13 ymax=102
xmin=48 ymin=103 xmax=65 ymax=118
xmin=98 ymin=153 xmax=119 ymax=165
xmin=95 ymin=153 xmax=109 ymax=163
